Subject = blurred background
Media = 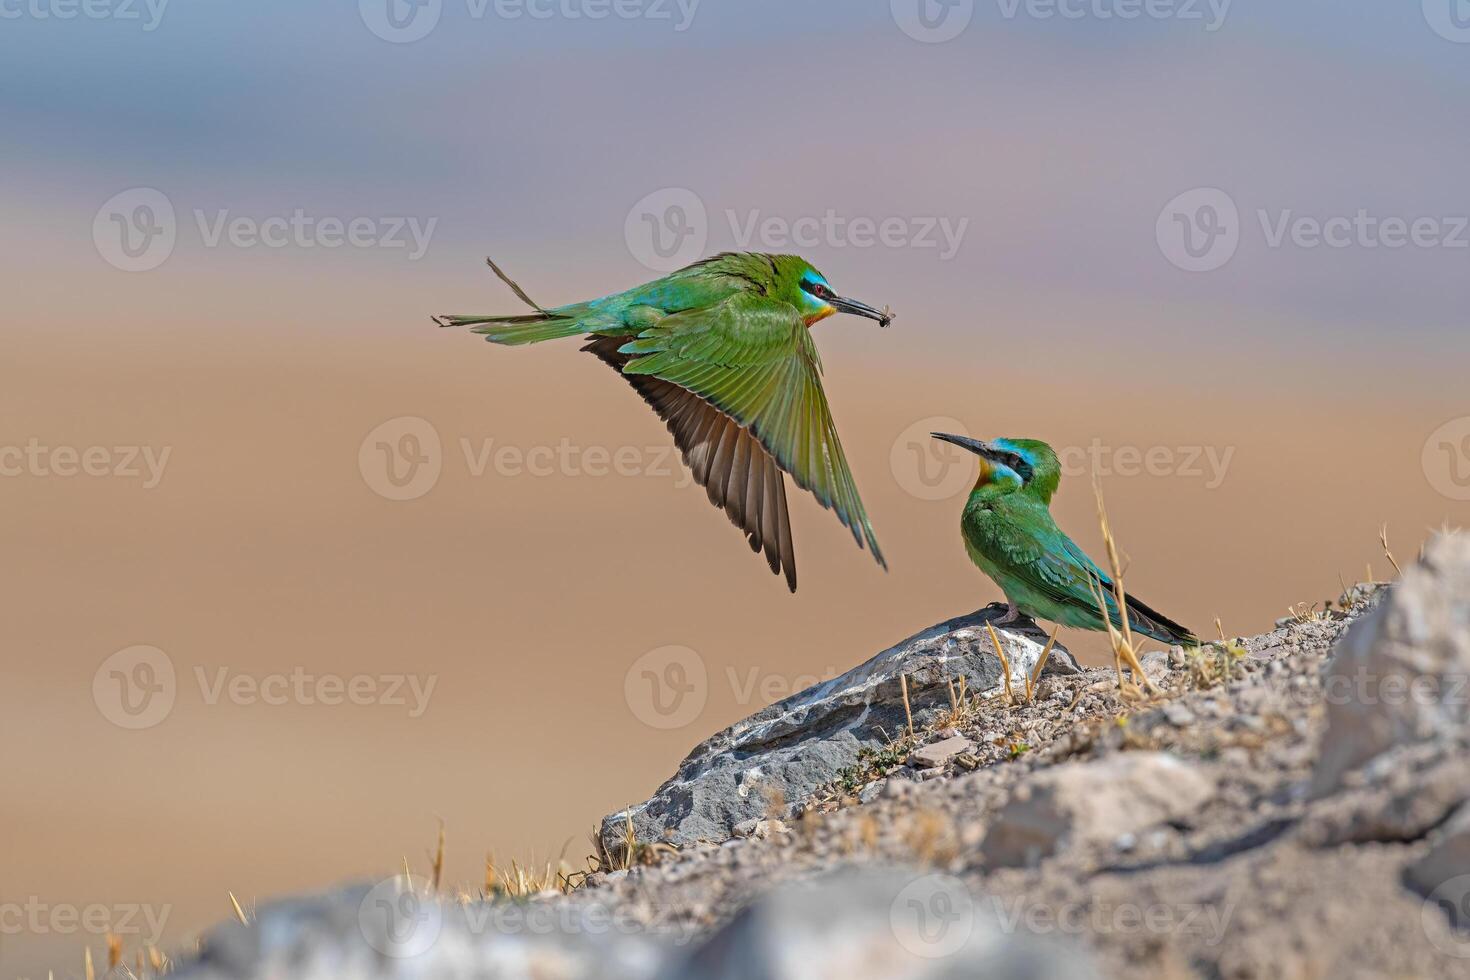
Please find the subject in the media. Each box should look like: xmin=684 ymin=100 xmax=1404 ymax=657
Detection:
xmin=3 ymin=1 xmax=1468 ymax=974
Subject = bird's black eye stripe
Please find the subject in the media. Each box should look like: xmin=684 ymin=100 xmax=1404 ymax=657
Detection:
xmin=799 ymin=278 xmax=832 ymax=300
xmin=999 ymin=451 xmax=1034 ymax=483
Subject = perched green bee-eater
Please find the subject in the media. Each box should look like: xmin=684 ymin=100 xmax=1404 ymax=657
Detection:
xmin=434 ymin=253 xmax=893 ymax=592
xmin=933 ymin=433 xmax=1198 ymax=647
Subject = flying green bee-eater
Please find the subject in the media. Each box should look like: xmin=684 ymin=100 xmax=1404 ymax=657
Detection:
xmin=933 ymin=433 xmax=1198 ymax=647
xmin=433 ymin=253 xmax=893 ymax=592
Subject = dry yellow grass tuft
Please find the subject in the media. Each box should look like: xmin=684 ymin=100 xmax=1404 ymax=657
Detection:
xmin=1089 ymin=474 xmax=1160 ymax=699
xmin=228 ymin=891 xmax=250 ymax=926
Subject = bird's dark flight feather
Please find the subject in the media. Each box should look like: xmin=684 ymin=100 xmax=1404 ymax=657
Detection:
xmin=581 ymin=336 xmax=797 ymax=591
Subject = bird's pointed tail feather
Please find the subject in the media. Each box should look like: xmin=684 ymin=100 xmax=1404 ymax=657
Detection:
xmin=432 ymin=255 xmax=601 ymax=345
xmin=432 ymin=311 xmax=589 ymax=345
xmin=1123 ymin=593 xmax=1199 ymax=648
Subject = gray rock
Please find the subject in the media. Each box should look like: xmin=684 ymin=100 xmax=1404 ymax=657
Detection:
xmin=982 ymin=752 xmax=1216 ymax=868
xmin=659 ymin=869 xmax=1098 ymax=980
xmin=600 ymin=606 xmax=1078 ymax=855
xmin=909 ymin=735 xmax=976 ymax=769
xmin=1405 ymin=804 xmax=1470 ymax=928
xmin=732 ymin=818 xmax=787 ymax=840
xmin=1312 ymin=532 xmax=1470 ymax=796
xmin=169 ymin=878 xmax=673 ymax=979
xmin=1299 ymin=738 xmax=1470 ymax=847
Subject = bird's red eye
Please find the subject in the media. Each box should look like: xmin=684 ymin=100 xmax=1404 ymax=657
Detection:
xmin=800 ymin=278 xmax=835 ymax=302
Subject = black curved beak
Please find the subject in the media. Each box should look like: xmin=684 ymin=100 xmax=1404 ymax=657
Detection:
xmin=931 ymin=432 xmax=998 ymax=459
xmin=831 ymin=295 xmax=894 ymax=328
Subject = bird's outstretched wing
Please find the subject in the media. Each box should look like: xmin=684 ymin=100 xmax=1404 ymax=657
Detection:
xmin=583 ymin=336 xmax=797 ymax=590
xmin=608 ymin=292 xmax=885 ymax=590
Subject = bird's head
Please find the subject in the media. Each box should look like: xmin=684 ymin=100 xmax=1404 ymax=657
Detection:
xmin=772 ymin=256 xmax=893 ymax=328
xmin=931 ymin=434 xmax=1062 ymax=503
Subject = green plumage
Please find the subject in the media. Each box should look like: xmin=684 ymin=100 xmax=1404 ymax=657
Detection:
xmin=434 ymin=253 xmax=894 ymax=592
xmin=935 ymin=434 xmax=1197 ymax=647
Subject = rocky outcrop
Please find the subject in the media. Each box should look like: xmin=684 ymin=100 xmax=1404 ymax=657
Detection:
xmin=150 ymin=532 xmax=1470 ymax=980
xmin=598 ymin=605 xmax=1079 ymax=857
xmin=1312 ymin=533 xmax=1470 ymax=795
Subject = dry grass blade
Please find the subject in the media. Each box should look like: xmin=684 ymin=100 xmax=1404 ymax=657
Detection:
xmin=107 ymin=934 xmax=123 ymax=969
xmin=899 ymin=674 xmax=915 ymax=739
xmin=228 ymin=891 xmax=250 ymax=926
xmin=84 ymin=947 xmax=95 ymax=980
xmin=984 ymin=623 xmax=1015 ymax=704
xmin=1027 ymin=626 xmax=1060 ymax=700
xmin=430 ymin=818 xmax=446 ymax=893
xmin=1090 ymin=473 xmax=1159 ymax=696
xmin=621 ymin=813 xmax=637 ymax=871
xmin=148 ymin=946 xmax=167 ymax=972
xmin=1380 ymin=523 xmax=1402 ymax=577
